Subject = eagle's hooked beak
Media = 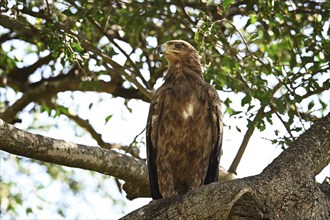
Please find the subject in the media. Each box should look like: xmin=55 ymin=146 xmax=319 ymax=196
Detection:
xmin=157 ymin=43 xmax=167 ymax=56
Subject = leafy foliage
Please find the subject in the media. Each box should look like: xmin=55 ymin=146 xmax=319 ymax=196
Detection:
xmin=0 ymin=0 xmax=329 ymax=218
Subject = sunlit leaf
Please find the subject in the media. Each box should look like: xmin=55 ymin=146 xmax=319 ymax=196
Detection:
xmin=105 ymin=115 xmax=113 ymax=124
xmin=71 ymin=43 xmax=84 ymax=53
xmin=223 ymin=0 xmax=233 ymax=11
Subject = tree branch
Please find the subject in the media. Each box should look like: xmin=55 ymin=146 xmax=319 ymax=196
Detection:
xmin=0 ymin=119 xmax=150 ymax=199
xmin=1 ymin=54 xmax=53 ymax=91
xmin=0 ymin=67 xmax=149 ymax=123
xmin=123 ymin=113 xmax=330 ymax=219
xmin=0 ymin=14 xmax=40 ymax=44
xmin=82 ymin=13 xmax=151 ymax=90
xmin=0 ymin=114 xmax=329 ymax=217
xmin=0 ymin=118 xmax=240 ymax=200
xmin=0 ymin=12 xmax=152 ymax=101
xmin=79 ymin=39 xmax=152 ymax=101
xmin=228 ymin=106 xmax=265 ymax=174
xmin=44 ymin=100 xmax=141 ymax=158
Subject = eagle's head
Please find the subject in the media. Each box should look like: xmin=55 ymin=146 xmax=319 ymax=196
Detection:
xmin=157 ymin=40 xmax=200 ymax=65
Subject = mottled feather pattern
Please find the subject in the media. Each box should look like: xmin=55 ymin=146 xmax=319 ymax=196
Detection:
xmin=146 ymin=40 xmax=223 ymax=199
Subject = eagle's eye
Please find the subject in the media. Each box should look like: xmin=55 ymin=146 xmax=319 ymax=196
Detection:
xmin=175 ymin=43 xmax=183 ymax=49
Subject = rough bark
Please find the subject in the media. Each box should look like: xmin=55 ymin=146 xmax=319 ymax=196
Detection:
xmin=0 ymin=119 xmax=150 ymax=199
xmin=122 ymin=113 xmax=330 ymax=219
xmin=0 ymin=118 xmax=233 ymax=199
xmin=0 ymin=114 xmax=329 ymax=219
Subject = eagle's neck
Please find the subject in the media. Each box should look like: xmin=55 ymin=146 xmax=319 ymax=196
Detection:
xmin=165 ymin=58 xmax=204 ymax=82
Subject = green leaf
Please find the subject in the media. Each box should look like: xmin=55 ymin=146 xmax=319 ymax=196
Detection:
xmin=224 ymin=97 xmax=232 ymax=105
xmin=247 ymin=104 xmax=255 ymax=112
xmin=319 ymin=98 xmax=327 ymax=110
xmin=124 ymin=99 xmax=132 ymax=113
xmin=223 ymin=0 xmax=233 ymax=11
xmin=231 ymin=110 xmax=242 ymax=116
xmin=247 ymin=119 xmax=254 ymax=129
xmin=241 ymin=94 xmax=252 ymax=106
xmin=194 ymin=31 xmax=199 ymax=43
xmin=307 ymin=101 xmax=315 ymax=111
xmin=26 ymin=207 xmax=33 ymax=214
xmin=249 ymin=33 xmax=259 ymax=41
xmin=257 ymin=119 xmax=266 ymax=131
xmin=71 ymin=43 xmax=84 ymax=53
xmin=249 ymin=14 xmax=257 ymax=24
xmin=266 ymin=115 xmax=273 ymax=125
xmin=105 ymin=115 xmax=112 ymax=124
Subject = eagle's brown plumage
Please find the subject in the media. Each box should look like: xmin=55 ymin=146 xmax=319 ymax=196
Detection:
xmin=146 ymin=40 xmax=223 ymax=199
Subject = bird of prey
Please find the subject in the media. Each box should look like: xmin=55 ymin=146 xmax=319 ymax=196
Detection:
xmin=146 ymin=40 xmax=223 ymax=200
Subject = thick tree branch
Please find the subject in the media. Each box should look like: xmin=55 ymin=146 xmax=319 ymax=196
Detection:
xmin=262 ymin=114 xmax=330 ymax=179
xmin=44 ymin=100 xmax=141 ymax=158
xmin=0 ymin=119 xmax=150 ymax=199
xmin=0 ymin=106 xmax=329 ymax=218
xmin=0 ymin=14 xmax=40 ymax=44
xmin=123 ymin=113 xmax=330 ymax=219
xmin=0 ymin=118 xmax=238 ymax=200
xmin=7 ymin=54 xmax=53 ymax=82
xmin=1 ymin=54 xmax=53 ymax=91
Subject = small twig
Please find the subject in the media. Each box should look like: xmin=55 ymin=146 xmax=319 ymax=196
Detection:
xmin=67 ymin=0 xmax=151 ymax=90
xmin=179 ymin=0 xmax=197 ymax=25
xmin=228 ymin=106 xmax=265 ymax=174
xmin=45 ymin=0 xmax=51 ymax=17
xmin=14 ymin=7 xmax=152 ymax=101
xmin=43 ymin=100 xmax=142 ymax=158
xmin=275 ymin=112 xmax=295 ymax=141
xmin=115 ymin=178 xmax=123 ymax=194
xmin=129 ymin=127 xmax=146 ymax=148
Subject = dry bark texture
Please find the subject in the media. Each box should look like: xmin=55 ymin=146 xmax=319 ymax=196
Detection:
xmin=0 ymin=113 xmax=329 ymax=219
xmin=122 ymin=113 xmax=330 ymax=219
xmin=0 ymin=119 xmax=149 ymax=198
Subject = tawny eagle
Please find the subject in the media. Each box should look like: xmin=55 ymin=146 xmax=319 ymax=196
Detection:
xmin=146 ymin=40 xmax=223 ymax=200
